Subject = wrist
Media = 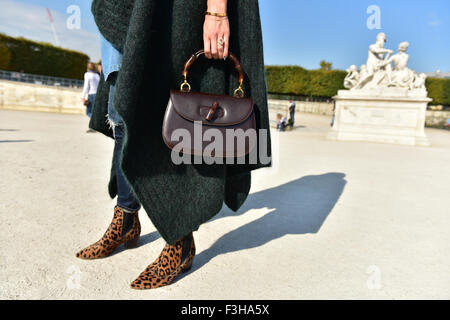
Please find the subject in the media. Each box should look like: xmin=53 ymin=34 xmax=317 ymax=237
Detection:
xmin=207 ymin=0 xmax=227 ymax=14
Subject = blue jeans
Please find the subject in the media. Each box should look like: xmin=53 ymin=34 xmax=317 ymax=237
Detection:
xmin=277 ymin=122 xmax=286 ymax=131
xmin=108 ymin=75 xmax=141 ymax=211
xmin=86 ymin=94 xmax=96 ymax=118
xmin=289 ymin=110 xmax=295 ymax=126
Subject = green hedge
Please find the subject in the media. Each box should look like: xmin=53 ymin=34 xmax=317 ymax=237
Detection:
xmin=425 ymin=78 xmax=450 ymax=106
xmin=309 ymin=70 xmax=346 ymax=98
xmin=265 ymin=65 xmax=346 ymax=99
xmin=265 ymin=66 xmax=311 ymax=97
xmin=0 ymin=33 xmax=89 ymax=80
xmin=266 ymin=65 xmax=450 ymax=105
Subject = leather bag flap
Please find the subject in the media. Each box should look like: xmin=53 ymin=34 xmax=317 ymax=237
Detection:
xmin=169 ymin=90 xmax=254 ymax=126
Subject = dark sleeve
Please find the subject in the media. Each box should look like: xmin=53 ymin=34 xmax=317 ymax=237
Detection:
xmin=89 ymin=72 xmax=114 ymax=139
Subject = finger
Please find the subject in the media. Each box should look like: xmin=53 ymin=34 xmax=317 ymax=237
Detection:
xmin=210 ymin=34 xmax=219 ymax=60
xmin=204 ymin=36 xmax=212 ymax=59
xmin=223 ymin=33 xmax=229 ymax=60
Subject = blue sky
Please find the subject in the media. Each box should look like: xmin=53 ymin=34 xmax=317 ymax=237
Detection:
xmin=1 ymin=0 xmax=448 ymax=72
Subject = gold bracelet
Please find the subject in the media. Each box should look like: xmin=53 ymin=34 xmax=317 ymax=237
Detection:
xmin=205 ymin=11 xmax=227 ymax=17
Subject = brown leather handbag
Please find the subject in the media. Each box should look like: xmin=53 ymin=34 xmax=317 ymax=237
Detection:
xmin=162 ymin=49 xmax=257 ymax=158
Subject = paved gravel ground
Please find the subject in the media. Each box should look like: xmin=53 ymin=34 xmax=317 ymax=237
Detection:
xmin=0 ymin=109 xmax=449 ymax=299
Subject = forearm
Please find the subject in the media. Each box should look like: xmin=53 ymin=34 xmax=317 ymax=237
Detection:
xmin=204 ymin=0 xmax=229 ymax=59
xmin=207 ymin=0 xmax=227 ymax=13
xmin=81 ymin=79 xmax=89 ymax=99
xmin=370 ymin=47 xmax=391 ymax=54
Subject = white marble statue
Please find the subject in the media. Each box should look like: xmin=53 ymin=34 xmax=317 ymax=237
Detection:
xmin=381 ymin=41 xmax=418 ymax=89
xmin=366 ymin=33 xmax=392 ymax=73
xmin=344 ymin=65 xmax=360 ymax=89
xmin=412 ymin=73 xmax=427 ymax=90
xmin=345 ymin=33 xmax=426 ymax=91
xmin=330 ymin=33 xmax=431 ymax=147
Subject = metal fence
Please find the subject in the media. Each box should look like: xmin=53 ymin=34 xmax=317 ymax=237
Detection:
xmin=0 ymin=70 xmax=83 ymax=88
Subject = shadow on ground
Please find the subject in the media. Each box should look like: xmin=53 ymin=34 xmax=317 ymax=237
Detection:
xmin=185 ymin=172 xmax=347 ymax=277
xmin=123 ymin=172 xmax=346 ymax=278
xmin=0 ymin=140 xmax=33 ymax=143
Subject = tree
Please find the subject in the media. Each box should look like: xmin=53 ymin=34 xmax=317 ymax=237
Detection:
xmin=0 ymin=44 xmax=11 ymax=70
xmin=320 ymin=60 xmax=332 ymax=71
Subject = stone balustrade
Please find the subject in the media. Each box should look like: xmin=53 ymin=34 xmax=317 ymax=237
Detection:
xmin=1 ymin=80 xmax=448 ymax=128
xmin=0 ymin=79 xmax=85 ymax=115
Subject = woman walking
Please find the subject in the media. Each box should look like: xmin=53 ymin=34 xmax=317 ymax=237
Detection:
xmin=76 ymin=0 xmax=271 ymax=290
xmin=81 ymin=62 xmax=100 ymax=132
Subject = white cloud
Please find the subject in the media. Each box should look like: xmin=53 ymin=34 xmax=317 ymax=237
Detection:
xmin=0 ymin=0 xmax=100 ymax=61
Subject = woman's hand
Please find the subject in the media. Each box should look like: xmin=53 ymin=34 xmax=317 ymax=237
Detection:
xmin=203 ymin=0 xmax=229 ymax=60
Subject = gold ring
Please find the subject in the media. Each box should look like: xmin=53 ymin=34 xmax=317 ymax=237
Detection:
xmin=218 ymin=37 xmax=225 ymax=48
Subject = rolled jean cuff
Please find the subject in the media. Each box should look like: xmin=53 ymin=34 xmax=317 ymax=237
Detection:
xmin=117 ymin=203 xmax=141 ymax=213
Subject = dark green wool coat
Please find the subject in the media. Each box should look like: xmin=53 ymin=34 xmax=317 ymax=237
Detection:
xmin=90 ymin=0 xmax=272 ymax=244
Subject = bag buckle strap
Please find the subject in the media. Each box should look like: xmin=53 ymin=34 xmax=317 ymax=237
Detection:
xmin=205 ymin=101 xmax=219 ymax=121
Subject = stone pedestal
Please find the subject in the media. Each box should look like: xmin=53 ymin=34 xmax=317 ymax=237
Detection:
xmin=327 ymin=88 xmax=431 ymax=146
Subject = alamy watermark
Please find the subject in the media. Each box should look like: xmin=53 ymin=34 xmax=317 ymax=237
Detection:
xmin=66 ymin=5 xmax=81 ymax=30
xmin=366 ymin=5 xmax=381 ymax=30
xmin=169 ymin=123 xmax=272 ymax=166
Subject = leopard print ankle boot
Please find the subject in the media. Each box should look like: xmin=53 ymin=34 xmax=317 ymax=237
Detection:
xmin=130 ymin=233 xmax=195 ymax=289
xmin=76 ymin=206 xmax=141 ymax=259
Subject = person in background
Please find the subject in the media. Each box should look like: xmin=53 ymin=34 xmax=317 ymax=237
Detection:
xmin=288 ymin=99 xmax=296 ymax=128
xmin=81 ymin=62 xmax=100 ymax=133
xmin=276 ymin=113 xmax=288 ymax=131
xmin=97 ymin=61 xmax=102 ymax=75
xmin=330 ymin=99 xmax=336 ymax=127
